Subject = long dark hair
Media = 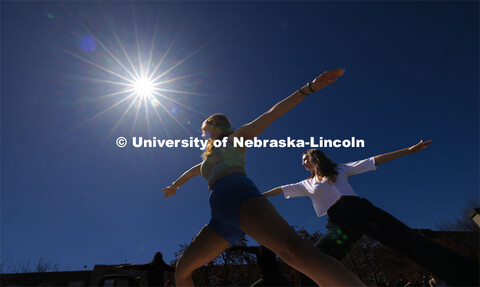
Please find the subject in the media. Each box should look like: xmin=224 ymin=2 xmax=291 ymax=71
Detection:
xmin=201 ymin=113 xmax=234 ymax=159
xmin=304 ymin=149 xmax=338 ymax=184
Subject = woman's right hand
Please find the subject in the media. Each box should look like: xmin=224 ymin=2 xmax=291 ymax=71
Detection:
xmin=309 ymin=68 xmax=345 ymax=92
xmin=162 ymin=186 xmax=178 ymax=198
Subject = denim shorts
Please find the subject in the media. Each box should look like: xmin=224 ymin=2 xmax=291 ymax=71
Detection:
xmin=207 ymin=173 xmax=263 ymax=244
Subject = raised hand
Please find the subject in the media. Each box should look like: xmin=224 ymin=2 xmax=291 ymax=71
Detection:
xmin=162 ymin=186 xmax=178 ymax=198
xmin=310 ymin=68 xmax=345 ymax=92
xmin=407 ymin=140 xmax=433 ymax=154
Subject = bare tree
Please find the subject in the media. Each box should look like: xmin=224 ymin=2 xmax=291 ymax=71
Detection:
xmin=0 ymin=256 xmax=12 ymax=274
xmin=171 ymin=242 xmax=189 ymax=265
xmin=435 ymin=197 xmax=479 ymax=259
xmin=436 ymin=197 xmax=479 ymax=233
xmin=295 ymin=226 xmax=323 ymax=245
xmin=220 ymin=237 xmax=250 ymax=285
xmin=344 ymin=236 xmax=399 ymax=285
xmin=5 ymin=257 xmax=61 ymax=274
xmin=171 ymin=236 xmax=253 ymax=285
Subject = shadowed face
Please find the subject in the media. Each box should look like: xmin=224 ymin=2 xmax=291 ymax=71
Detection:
xmin=201 ymin=118 xmax=224 ymax=139
xmin=302 ymin=154 xmax=314 ymax=171
xmin=201 ymin=114 xmax=232 ymax=140
xmin=201 ymin=119 xmax=212 ymax=139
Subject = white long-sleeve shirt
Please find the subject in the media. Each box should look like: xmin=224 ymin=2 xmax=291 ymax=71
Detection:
xmin=281 ymin=157 xmax=377 ymax=217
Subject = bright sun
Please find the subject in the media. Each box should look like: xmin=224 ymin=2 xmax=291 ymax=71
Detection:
xmin=63 ymin=14 xmax=209 ymax=136
xmin=134 ymin=78 xmax=155 ymax=97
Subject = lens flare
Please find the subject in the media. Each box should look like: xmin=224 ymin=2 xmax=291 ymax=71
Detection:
xmin=81 ymin=35 xmax=96 ymax=52
xmin=150 ymin=97 xmax=161 ymax=108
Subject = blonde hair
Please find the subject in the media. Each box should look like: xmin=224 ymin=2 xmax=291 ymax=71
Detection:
xmin=201 ymin=114 xmax=233 ymax=159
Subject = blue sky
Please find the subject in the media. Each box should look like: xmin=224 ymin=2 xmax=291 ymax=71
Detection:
xmin=1 ymin=1 xmax=478 ymax=271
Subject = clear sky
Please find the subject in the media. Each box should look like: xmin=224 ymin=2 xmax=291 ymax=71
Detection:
xmin=1 ymin=1 xmax=478 ymax=272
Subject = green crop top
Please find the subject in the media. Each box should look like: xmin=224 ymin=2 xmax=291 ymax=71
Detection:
xmin=201 ymin=141 xmax=246 ymax=185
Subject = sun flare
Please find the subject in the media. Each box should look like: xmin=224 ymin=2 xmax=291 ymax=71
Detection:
xmin=53 ymin=9 xmax=215 ymax=138
xmin=133 ymin=77 xmax=155 ymax=97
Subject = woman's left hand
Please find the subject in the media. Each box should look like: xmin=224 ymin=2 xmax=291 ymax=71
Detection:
xmin=310 ymin=68 xmax=345 ymax=92
xmin=162 ymin=186 xmax=177 ymax=198
xmin=407 ymin=140 xmax=433 ymax=154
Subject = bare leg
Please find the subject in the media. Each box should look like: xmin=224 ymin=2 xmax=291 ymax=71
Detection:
xmin=175 ymin=225 xmax=230 ymax=286
xmin=239 ymin=197 xmax=364 ymax=287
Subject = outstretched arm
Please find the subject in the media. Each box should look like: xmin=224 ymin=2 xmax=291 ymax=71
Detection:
xmin=162 ymin=163 xmax=201 ymax=198
xmin=262 ymin=187 xmax=283 ymax=197
xmin=374 ymin=140 xmax=432 ymax=165
xmin=232 ymin=69 xmax=344 ymax=140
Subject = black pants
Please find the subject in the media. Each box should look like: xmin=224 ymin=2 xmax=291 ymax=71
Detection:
xmin=300 ymin=196 xmax=479 ymax=286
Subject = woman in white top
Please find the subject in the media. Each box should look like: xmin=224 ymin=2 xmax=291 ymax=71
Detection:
xmin=263 ymin=141 xmax=479 ymax=287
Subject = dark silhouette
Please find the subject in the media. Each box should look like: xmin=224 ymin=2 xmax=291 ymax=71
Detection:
xmin=299 ymin=196 xmax=480 ymax=287
xmin=121 ymin=252 xmax=175 ymax=287
xmin=228 ymin=245 xmax=291 ymax=286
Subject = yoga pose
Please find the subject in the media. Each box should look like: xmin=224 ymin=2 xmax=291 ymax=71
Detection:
xmin=263 ymin=142 xmax=479 ymax=286
xmin=162 ymin=68 xmax=364 ymax=286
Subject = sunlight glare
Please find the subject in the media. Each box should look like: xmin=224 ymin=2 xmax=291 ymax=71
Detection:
xmin=134 ymin=78 xmax=155 ymax=97
xmin=58 ymin=9 xmax=214 ymax=138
